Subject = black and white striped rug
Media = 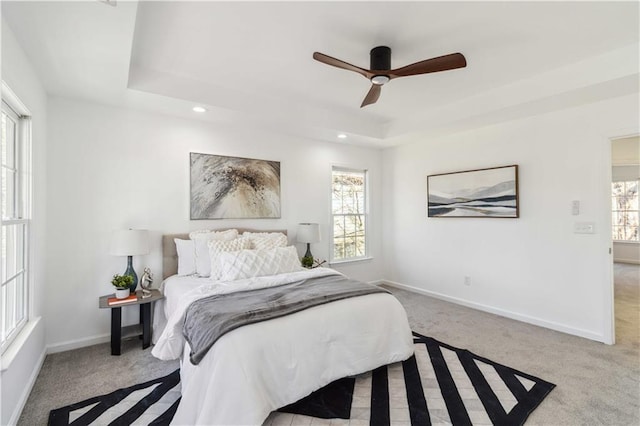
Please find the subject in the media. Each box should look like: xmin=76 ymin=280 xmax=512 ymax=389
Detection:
xmin=48 ymin=332 xmax=555 ymax=425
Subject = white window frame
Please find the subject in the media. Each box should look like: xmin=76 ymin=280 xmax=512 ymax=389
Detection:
xmin=612 ymin=179 xmax=639 ymax=243
xmin=1 ymin=86 xmax=31 ymax=355
xmin=330 ymin=166 xmax=369 ymax=264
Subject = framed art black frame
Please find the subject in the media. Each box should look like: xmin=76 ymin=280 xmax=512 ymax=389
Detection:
xmin=427 ymin=165 xmax=519 ymax=218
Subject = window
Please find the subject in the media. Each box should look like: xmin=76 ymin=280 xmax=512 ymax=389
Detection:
xmin=331 ymin=167 xmax=368 ymax=262
xmin=612 ymin=180 xmax=639 ymax=242
xmin=1 ymin=97 xmax=30 ymax=354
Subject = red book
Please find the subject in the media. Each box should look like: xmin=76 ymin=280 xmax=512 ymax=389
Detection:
xmin=107 ymin=294 xmax=138 ymax=306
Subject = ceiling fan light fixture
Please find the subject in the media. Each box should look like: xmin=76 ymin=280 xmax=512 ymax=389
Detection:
xmin=371 ymin=75 xmax=389 ymax=85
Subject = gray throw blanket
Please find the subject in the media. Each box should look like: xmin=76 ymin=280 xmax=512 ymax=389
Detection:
xmin=183 ymin=274 xmax=389 ymax=365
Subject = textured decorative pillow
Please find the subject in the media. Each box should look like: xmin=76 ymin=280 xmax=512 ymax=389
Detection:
xmin=208 ymin=238 xmax=251 ymax=279
xmin=190 ymin=229 xmax=239 ymax=276
xmin=174 ymin=238 xmax=196 ymax=276
xmin=241 ymin=231 xmax=286 ymax=239
xmin=217 ymin=245 xmax=304 ymax=281
xmin=189 ymin=229 xmax=238 ymax=240
xmin=241 ymin=232 xmax=288 ymax=250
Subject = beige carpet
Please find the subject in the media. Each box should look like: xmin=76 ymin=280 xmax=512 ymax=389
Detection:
xmin=18 ymin=263 xmax=639 ymax=425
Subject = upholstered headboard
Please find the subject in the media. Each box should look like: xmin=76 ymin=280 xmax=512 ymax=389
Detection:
xmin=162 ymin=229 xmax=288 ymax=279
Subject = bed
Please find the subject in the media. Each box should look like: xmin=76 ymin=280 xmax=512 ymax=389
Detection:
xmin=152 ymin=229 xmax=414 ymax=425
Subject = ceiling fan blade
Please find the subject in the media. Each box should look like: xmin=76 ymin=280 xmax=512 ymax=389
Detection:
xmin=360 ymin=84 xmax=382 ymax=108
xmin=389 ymin=53 xmax=466 ymax=79
xmin=313 ymin=52 xmax=374 ymax=79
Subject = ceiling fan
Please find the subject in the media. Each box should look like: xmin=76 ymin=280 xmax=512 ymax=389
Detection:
xmin=313 ymin=46 xmax=467 ymax=108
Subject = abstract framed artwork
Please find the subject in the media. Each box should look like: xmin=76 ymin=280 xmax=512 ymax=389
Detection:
xmin=427 ymin=165 xmax=519 ymax=218
xmin=190 ymin=152 xmax=281 ymax=219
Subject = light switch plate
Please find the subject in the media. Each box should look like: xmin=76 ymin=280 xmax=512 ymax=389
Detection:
xmin=571 ymin=200 xmax=580 ymax=215
xmin=574 ymin=222 xmax=595 ymax=234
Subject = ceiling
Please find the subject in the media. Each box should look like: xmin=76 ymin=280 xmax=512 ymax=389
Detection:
xmin=2 ymin=1 xmax=639 ymax=147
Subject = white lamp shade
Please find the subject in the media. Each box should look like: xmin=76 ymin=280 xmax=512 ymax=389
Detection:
xmin=110 ymin=229 xmax=149 ymax=256
xmin=297 ymin=223 xmax=320 ymax=244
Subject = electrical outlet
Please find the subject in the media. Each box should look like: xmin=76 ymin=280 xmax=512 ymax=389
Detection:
xmin=464 ymin=276 xmax=471 ymax=286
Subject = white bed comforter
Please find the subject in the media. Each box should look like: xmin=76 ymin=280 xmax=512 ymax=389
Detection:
xmin=152 ymin=268 xmax=414 ymax=425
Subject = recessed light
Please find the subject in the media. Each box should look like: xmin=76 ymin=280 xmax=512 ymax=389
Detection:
xmin=192 ymin=106 xmax=207 ymax=113
xmin=337 ymin=133 xmax=347 ymax=139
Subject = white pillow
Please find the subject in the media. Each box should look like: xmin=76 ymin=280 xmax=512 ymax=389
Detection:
xmin=241 ymin=232 xmax=288 ymax=250
xmin=174 ymin=238 xmax=196 ymax=276
xmin=208 ymin=238 xmax=251 ymax=279
xmin=189 ymin=228 xmax=238 ymax=240
xmin=241 ymin=231 xmax=286 ymax=239
xmin=190 ymin=229 xmax=239 ymax=276
xmin=216 ymin=245 xmax=304 ymax=281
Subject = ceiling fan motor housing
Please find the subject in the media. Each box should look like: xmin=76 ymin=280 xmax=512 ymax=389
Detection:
xmin=370 ymin=46 xmax=391 ymax=71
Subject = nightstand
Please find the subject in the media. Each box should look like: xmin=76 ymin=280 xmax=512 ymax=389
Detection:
xmin=98 ymin=289 xmax=164 ymax=355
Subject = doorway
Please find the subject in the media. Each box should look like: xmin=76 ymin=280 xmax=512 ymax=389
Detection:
xmin=610 ymin=136 xmax=640 ymax=345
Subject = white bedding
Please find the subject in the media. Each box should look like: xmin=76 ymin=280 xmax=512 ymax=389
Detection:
xmin=152 ymin=268 xmax=414 ymax=425
xmin=152 ymin=274 xmax=211 ymax=344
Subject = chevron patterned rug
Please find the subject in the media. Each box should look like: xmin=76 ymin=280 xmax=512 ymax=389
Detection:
xmin=48 ymin=332 xmax=555 ymax=426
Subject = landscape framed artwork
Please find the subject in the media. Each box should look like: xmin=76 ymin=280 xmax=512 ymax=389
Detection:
xmin=427 ymin=165 xmax=519 ymax=218
xmin=190 ymin=152 xmax=281 ymax=219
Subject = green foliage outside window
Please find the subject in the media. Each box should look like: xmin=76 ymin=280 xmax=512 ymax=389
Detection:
xmin=332 ymin=169 xmax=367 ymax=261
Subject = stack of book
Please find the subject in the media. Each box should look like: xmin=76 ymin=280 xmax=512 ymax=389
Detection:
xmin=107 ymin=294 xmax=138 ymax=306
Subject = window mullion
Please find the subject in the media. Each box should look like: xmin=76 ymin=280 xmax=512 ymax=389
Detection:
xmin=2 ymin=218 xmax=28 ymax=225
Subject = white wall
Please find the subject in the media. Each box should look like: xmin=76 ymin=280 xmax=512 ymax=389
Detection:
xmin=45 ymin=97 xmax=383 ymax=350
xmin=0 ymin=18 xmax=48 ymax=426
xmin=382 ymin=94 xmax=639 ymax=343
xmin=612 ymin=136 xmax=640 ymax=165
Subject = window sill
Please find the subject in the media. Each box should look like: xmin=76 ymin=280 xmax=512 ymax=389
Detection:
xmin=0 ymin=317 xmax=41 ymax=372
xmin=613 ymin=240 xmax=640 ymax=245
xmin=329 ymin=256 xmax=374 ymax=266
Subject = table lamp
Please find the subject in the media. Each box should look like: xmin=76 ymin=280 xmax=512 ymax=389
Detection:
xmin=297 ymin=223 xmax=320 ymax=268
xmin=110 ymin=229 xmax=149 ymax=292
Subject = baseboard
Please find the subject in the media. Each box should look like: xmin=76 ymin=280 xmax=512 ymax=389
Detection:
xmin=383 ymin=279 xmax=606 ymax=343
xmin=8 ymin=348 xmax=46 ymax=426
xmin=47 ymin=333 xmax=110 ymax=354
xmin=614 ymin=258 xmax=640 ymax=265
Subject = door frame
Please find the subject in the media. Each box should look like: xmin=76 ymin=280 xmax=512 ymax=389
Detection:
xmin=604 ymin=129 xmax=640 ymax=345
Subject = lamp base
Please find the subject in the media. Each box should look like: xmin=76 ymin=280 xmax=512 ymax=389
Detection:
xmin=301 ymin=243 xmax=314 ymax=268
xmin=124 ymin=256 xmax=138 ymax=293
